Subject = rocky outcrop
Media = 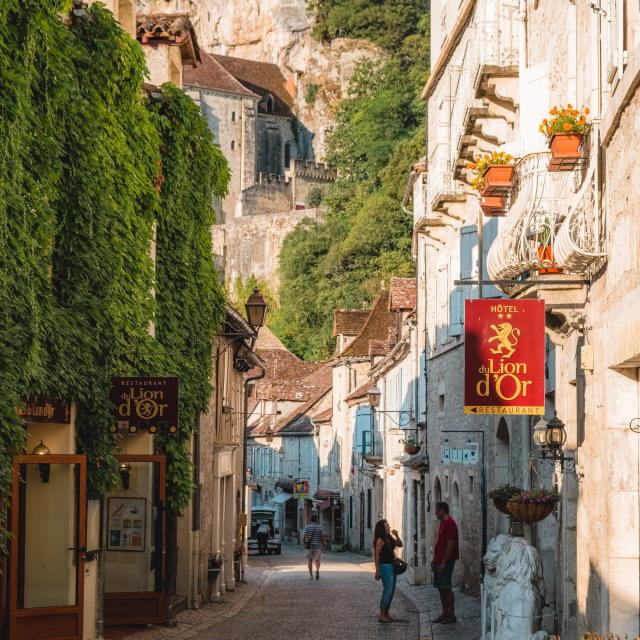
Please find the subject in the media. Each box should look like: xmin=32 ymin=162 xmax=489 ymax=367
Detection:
xmin=136 ymin=0 xmax=380 ymax=158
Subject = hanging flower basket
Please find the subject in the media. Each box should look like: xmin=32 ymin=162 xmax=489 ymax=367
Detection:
xmin=537 ymin=245 xmax=562 ymax=274
xmin=404 ymin=443 xmax=421 ymax=455
xmin=506 ymin=500 xmax=555 ymax=523
xmin=548 ymin=133 xmax=585 ymax=172
xmin=492 ymin=498 xmax=512 ymax=515
xmin=480 ymin=196 xmax=506 ymax=216
xmin=481 ymin=164 xmax=515 ymax=197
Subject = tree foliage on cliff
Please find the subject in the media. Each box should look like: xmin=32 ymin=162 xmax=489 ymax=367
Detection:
xmin=272 ymin=10 xmax=429 ymax=360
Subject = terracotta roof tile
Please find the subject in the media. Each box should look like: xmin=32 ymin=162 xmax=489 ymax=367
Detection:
xmin=211 ymin=54 xmax=294 ymax=117
xmin=389 ymin=278 xmax=417 ymax=311
xmin=183 ymin=51 xmax=259 ymax=98
xmin=136 ymin=14 xmax=200 ymax=65
xmin=369 ymin=339 xmax=390 ymax=357
xmin=336 ymin=291 xmax=397 ymax=359
xmin=333 ymin=310 xmax=370 ymax=337
xmin=345 ymin=380 xmax=374 ymax=404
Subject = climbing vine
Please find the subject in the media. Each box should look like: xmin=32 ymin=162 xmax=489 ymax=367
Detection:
xmin=0 ymin=1 xmax=229 ymax=538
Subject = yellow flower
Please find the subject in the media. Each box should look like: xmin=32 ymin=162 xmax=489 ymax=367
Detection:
xmin=563 ymin=122 xmax=573 ymax=131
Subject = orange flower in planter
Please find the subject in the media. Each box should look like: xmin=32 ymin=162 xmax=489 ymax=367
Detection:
xmin=466 ymin=150 xmax=514 ymax=192
xmin=540 ymin=104 xmax=590 ymax=144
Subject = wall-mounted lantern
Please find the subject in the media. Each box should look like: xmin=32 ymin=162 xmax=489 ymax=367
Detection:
xmin=118 ymin=462 xmax=132 ymax=489
xmin=533 ymin=412 xmax=574 ymax=471
xmin=32 ymin=440 xmax=51 ymax=483
xmin=245 ymin=289 xmax=268 ymax=329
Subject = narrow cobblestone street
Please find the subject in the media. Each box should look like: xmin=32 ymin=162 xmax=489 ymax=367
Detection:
xmin=108 ymin=545 xmax=483 ymax=640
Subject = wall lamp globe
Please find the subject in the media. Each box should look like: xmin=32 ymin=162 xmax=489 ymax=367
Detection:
xmin=32 ymin=440 xmax=51 ymax=483
xmin=368 ymin=386 xmax=382 ymax=408
xmin=245 ymin=289 xmax=268 ymax=329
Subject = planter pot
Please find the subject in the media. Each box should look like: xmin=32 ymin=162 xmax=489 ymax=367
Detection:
xmin=506 ymin=500 xmax=555 ymax=523
xmin=537 ymin=245 xmax=562 ymax=274
xmin=480 ymin=195 xmax=506 ymax=216
xmin=404 ymin=444 xmax=421 ymax=455
xmin=492 ymin=498 xmax=513 ymax=515
xmin=481 ymin=164 xmax=515 ymax=197
xmin=548 ymin=133 xmax=584 ymax=172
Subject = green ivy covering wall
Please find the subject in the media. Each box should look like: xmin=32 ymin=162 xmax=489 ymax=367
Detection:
xmin=0 ymin=1 xmax=229 ymax=542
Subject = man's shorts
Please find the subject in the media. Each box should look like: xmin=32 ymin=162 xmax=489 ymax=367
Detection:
xmin=432 ymin=559 xmax=455 ymax=590
xmin=305 ymin=548 xmax=322 ymax=560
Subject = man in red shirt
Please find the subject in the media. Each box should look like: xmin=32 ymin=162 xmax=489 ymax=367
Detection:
xmin=431 ymin=502 xmax=459 ymax=624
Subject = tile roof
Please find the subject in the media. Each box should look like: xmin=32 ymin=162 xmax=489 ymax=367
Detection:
xmin=211 ymin=54 xmax=294 ymax=117
xmin=253 ymin=348 xmax=322 ymax=402
xmin=333 ymin=310 xmax=370 ymax=337
xmin=345 ymin=380 xmax=374 ymax=404
xmin=389 ymin=277 xmax=417 ymax=311
xmin=136 ymin=14 xmax=200 ymax=65
xmin=335 ymin=290 xmax=397 ymax=359
xmin=312 ymin=407 xmax=332 ymax=423
xmin=183 ymin=51 xmax=259 ymax=98
xmin=369 ymin=339 xmax=390 ymax=357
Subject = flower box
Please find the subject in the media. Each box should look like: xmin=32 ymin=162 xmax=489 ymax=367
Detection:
xmin=480 ymin=196 xmax=506 ymax=216
xmin=506 ymin=500 xmax=555 ymax=523
xmin=481 ymin=164 xmax=515 ymax=197
xmin=537 ymin=245 xmax=562 ymax=275
xmin=548 ymin=133 xmax=585 ymax=172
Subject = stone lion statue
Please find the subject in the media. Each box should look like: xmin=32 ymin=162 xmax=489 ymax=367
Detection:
xmin=483 ymin=535 xmax=549 ymax=640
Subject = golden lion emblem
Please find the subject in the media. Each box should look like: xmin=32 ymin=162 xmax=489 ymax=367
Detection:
xmin=488 ymin=323 xmax=520 ymax=359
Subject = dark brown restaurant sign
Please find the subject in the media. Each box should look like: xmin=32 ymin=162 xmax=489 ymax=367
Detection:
xmin=110 ymin=377 xmax=179 ymax=434
xmin=16 ymin=397 xmax=71 ymax=424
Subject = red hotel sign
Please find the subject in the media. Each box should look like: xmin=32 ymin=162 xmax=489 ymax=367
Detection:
xmin=464 ymin=299 xmax=545 ymax=415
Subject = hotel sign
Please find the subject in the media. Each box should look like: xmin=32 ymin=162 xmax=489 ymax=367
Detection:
xmin=464 ymin=299 xmax=545 ymax=415
xmin=110 ymin=376 xmax=179 ymax=434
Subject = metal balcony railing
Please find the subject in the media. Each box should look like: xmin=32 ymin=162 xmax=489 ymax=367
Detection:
xmin=486 ymin=153 xmax=574 ymax=288
xmin=428 ymin=144 xmax=464 ymax=209
xmin=554 ymin=167 xmax=606 ymax=274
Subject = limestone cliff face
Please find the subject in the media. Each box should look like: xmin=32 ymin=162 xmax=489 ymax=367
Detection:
xmin=137 ymin=0 xmax=380 ymax=158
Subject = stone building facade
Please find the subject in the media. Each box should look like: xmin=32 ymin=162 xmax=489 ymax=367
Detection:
xmin=418 ymin=0 xmax=640 ymax=636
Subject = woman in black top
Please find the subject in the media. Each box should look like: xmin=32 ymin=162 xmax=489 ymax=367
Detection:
xmin=373 ymin=519 xmax=403 ymax=623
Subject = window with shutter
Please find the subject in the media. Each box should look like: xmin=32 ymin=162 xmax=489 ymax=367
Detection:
xmin=438 ymin=263 xmax=449 ymax=343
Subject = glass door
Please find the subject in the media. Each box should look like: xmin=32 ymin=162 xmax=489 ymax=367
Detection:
xmin=9 ymin=455 xmax=86 ymax=640
xmin=104 ymin=455 xmax=166 ymax=626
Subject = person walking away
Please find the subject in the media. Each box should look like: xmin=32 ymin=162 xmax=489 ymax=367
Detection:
xmin=373 ymin=519 xmax=403 ymax=623
xmin=302 ymin=513 xmax=324 ymax=580
xmin=431 ymin=502 xmax=459 ymax=624
xmin=256 ymin=520 xmax=270 ymax=555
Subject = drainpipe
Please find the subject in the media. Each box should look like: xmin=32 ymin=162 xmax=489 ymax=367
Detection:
xmin=191 ymin=414 xmax=201 ymax=609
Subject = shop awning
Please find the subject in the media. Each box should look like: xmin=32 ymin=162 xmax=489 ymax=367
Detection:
xmin=270 ymin=492 xmax=293 ymax=505
xmin=317 ymin=499 xmax=331 ymax=510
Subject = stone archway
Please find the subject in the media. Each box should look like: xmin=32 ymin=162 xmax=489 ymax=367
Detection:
xmin=496 ymin=418 xmax=511 ymax=486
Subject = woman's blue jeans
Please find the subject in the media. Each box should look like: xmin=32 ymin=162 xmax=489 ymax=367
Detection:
xmin=379 ymin=563 xmax=397 ymax=611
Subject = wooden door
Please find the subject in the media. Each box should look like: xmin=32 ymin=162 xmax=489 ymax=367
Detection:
xmin=104 ymin=455 xmax=166 ymax=626
xmin=9 ymin=455 xmax=86 ymax=640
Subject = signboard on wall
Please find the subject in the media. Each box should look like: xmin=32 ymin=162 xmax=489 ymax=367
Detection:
xmin=16 ymin=397 xmax=71 ymax=424
xmin=107 ymin=497 xmax=146 ymax=552
xmin=110 ymin=377 xmax=179 ymax=434
xmin=464 ymin=299 xmax=545 ymax=415
xmin=293 ymin=480 xmax=309 ymax=499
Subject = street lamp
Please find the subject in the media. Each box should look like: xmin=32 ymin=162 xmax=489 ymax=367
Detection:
xmin=32 ymin=440 xmax=51 ymax=483
xmin=533 ymin=412 xmax=574 ymax=471
xmin=368 ymin=386 xmax=382 ymax=408
xmin=245 ymin=289 xmax=268 ymax=329
xmin=265 ymin=426 xmax=274 ymax=444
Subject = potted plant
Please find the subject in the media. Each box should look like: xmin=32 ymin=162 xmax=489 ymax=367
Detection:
xmin=539 ymin=104 xmax=590 ymax=171
xmin=488 ymin=484 xmax=522 ymax=515
xmin=536 ymin=216 xmax=562 ymax=274
xmin=208 ymin=553 xmax=222 ymax=581
xmin=401 ymin=436 xmax=421 ymax=455
xmin=467 ymin=150 xmax=516 ymax=200
xmin=506 ymin=487 xmax=560 ymax=524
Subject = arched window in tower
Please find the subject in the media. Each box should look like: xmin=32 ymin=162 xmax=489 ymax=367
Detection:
xmin=434 ymin=476 xmax=442 ymax=505
xmin=265 ymin=94 xmax=275 ymax=114
xmin=451 ymin=482 xmax=461 ymax=524
xmin=284 ymin=142 xmax=291 ymax=169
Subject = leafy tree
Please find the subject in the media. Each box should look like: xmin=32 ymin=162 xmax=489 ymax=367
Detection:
xmin=275 ymin=7 xmax=429 ymax=360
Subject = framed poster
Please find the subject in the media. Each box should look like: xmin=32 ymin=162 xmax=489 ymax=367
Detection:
xmin=107 ymin=497 xmax=146 ymax=552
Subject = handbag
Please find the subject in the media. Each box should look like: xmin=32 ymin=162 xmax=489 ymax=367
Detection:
xmin=393 ymin=557 xmax=408 ymax=576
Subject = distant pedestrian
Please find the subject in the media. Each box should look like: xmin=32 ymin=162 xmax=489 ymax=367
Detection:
xmin=257 ymin=520 xmax=270 ymax=555
xmin=303 ymin=513 xmax=324 ymax=580
xmin=431 ymin=502 xmax=459 ymax=624
xmin=373 ymin=519 xmax=403 ymax=623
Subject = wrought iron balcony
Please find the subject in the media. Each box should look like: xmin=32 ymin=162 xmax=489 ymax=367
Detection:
xmin=486 ymin=154 xmax=606 ymax=294
xmin=554 ymin=168 xmax=606 ymax=274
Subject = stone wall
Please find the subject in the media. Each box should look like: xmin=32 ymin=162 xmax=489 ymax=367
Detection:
xmin=213 ymin=208 xmax=321 ymax=291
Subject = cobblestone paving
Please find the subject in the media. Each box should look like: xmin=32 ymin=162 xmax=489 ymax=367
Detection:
xmin=109 ymin=546 xmax=481 ymax=640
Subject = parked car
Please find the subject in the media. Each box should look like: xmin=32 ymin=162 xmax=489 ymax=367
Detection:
xmin=248 ymin=506 xmax=282 ymax=555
